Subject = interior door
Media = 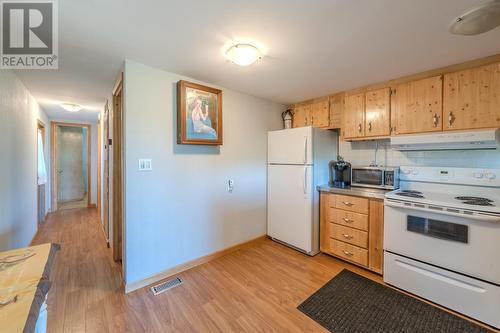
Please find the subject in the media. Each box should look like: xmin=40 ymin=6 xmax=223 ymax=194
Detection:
xmin=268 ymin=127 xmax=313 ymax=165
xmin=343 ymin=93 xmax=365 ymax=138
xmin=365 ymin=88 xmax=390 ymax=137
xmin=267 ymin=164 xmax=313 ymax=252
xmin=391 ymin=75 xmax=443 ymax=135
xmin=58 ymin=126 xmax=84 ymax=202
xmin=443 ymin=62 xmax=500 ymax=131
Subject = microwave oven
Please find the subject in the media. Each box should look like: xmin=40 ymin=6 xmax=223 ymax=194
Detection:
xmin=351 ymin=166 xmax=399 ymax=190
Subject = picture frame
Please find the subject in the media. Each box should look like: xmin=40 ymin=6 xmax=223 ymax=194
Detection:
xmin=177 ymin=80 xmax=223 ymax=145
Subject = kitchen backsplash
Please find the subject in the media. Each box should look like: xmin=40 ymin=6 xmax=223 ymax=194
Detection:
xmin=339 ymin=139 xmax=500 ymax=169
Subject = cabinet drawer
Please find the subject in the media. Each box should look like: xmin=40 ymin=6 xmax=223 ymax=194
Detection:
xmin=329 ymin=208 xmax=368 ymax=231
xmin=329 ymin=224 xmax=368 ymax=248
xmin=329 ymin=239 xmax=368 ymax=267
xmin=332 ymin=195 xmax=369 ymax=214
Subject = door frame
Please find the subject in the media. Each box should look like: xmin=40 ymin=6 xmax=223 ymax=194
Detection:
xmin=102 ymin=101 xmax=110 ymax=244
xmin=112 ymin=73 xmax=124 ymax=262
xmin=97 ymin=116 xmax=102 ymax=217
xmin=51 ymin=121 xmax=92 ymax=211
xmin=37 ymin=120 xmax=46 ymax=223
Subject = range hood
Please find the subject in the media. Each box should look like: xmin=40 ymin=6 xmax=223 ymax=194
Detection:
xmin=391 ymin=129 xmax=500 ymax=151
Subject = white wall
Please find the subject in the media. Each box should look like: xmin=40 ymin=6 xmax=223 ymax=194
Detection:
xmin=0 ymin=70 xmax=50 ymax=251
xmin=50 ymin=118 xmax=99 ymax=205
xmin=123 ymin=60 xmax=284 ymax=286
xmin=339 ymin=139 xmax=500 ymax=169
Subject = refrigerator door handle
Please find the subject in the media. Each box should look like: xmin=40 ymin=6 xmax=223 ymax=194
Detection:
xmin=303 ymin=136 xmax=308 ymax=164
xmin=303 ymin=166 xmax=307 ymax=194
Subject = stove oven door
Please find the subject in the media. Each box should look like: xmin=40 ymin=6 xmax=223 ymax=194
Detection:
xmin=384 ymin=199 xmax=500 ymax=285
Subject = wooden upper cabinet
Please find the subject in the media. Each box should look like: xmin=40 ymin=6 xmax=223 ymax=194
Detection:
xmin=365 ymin=88 xmax=391 ymax=137
xmin=443 ymin=62 xmax=500 ymax=131
xmin=343 ymin=93 xmax=365 ymax=138
xmin=329 ymin=93 xmax=344 ymax=129
xmin=311 ymin=100 xmax=330 ymax=128
xmin=292 ymin=105 xmax=311 ymax=128
xmin=391 ymin=75 xmax=443 ymax=135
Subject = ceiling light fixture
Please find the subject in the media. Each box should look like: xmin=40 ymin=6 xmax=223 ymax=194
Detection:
xmin=60 ymin=102 xmax=83 ymax=112
xmin=225 ymin=43 xmax=262 ymax=66
xmin=449 ymin=0 xmax=500 ymax=35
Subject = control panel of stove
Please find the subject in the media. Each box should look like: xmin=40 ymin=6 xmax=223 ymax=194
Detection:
xmin=399 ymin=166 xmax=500 ymax=187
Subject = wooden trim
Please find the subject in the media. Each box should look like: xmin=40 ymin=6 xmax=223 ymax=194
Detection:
xmin=124 ymin=235 xmax=268 ymax=293
xmin=97 ymin=118 xmax=101 ymax=217
xmin=88 ymin=203 xmax=97 ymax=208
xmin=176 ymin=80 xmax=223 ymax=145
xmin=344 ymin=135 xmax=390 ymax=142
xmin=112 ymin=74 xmax=124 ymax=262
xmin=50 ymin=122 xmax=92 ymax=211
xmin=112 ymin=72 xmax=123 ymax=96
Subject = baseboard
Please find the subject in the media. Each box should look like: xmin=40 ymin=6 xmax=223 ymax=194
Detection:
xmin=88 ymin=203 xmax=97 ymax=208
xmin=124 ymin=235 xmax=268 ymax=294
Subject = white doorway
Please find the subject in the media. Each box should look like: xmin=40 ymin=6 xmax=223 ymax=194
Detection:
xmin=51 ymin=122 xmax=91 ymax=211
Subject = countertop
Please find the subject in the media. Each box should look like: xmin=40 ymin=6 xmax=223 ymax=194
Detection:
xmin=317 ymin=185 xmax=389 ymax=200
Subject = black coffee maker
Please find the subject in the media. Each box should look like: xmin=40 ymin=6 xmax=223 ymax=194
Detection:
xmin=329 ymin=156 xmax=351 ymax=188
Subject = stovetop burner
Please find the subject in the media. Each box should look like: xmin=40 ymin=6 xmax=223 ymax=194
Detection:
xmin=455 ymin=196 xmax=493 ymax=202
xmin=402 ymin=190 xmax=423 ymax=194
xmin=462 ymin=200 xmax=495 ymax=206
xmin=396 ymin=192 xmax=424 ymax=198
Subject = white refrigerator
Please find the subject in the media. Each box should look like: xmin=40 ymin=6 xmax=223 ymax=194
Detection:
xmin=267 ymin=126 xmax=336 ymax=255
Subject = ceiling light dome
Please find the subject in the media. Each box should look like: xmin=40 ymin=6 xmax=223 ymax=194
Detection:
xmin=449 ymin=0 xmax=500 ymax=35
xmin=60 ymin=103 xmax=82 ymax=112
xmin=225 ymin=43 xmax=262 ymax=66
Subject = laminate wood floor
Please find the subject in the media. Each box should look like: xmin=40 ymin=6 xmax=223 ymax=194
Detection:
xmin=31 ymin=208 xmax=494 ymax=332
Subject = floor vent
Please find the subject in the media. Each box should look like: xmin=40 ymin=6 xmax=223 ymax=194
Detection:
xmin=151 ymin=277 xmax=183 ymax=295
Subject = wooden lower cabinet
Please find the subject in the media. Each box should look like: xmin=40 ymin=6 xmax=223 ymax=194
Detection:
xmin=320 ymin=192 xmax=384 ymax=274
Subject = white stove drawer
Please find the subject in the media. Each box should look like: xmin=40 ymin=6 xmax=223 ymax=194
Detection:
xmin=384 ymin=252 xmax=500 ymax=329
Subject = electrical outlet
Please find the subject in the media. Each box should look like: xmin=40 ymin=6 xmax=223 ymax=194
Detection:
xmin=228 ymin=179 xmax=234 ymax=193
xmin=139 ymin=159 xmax=152 ymax=171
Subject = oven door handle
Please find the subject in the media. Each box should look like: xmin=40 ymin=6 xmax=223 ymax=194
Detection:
xmin=384 ymin=199 xmax=500 ymax=223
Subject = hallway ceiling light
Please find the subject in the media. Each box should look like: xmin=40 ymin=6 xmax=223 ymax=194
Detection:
xmin=60 ymin=103 xmax=83 ymax=112
xmin=225 ymin=43 xmax=262 ymax=66
xmin=449 ymin=0 xmax=500 ymax=35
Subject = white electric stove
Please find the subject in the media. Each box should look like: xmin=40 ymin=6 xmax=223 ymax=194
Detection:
xmin=384 ymin=166 xmax=500 ymax=329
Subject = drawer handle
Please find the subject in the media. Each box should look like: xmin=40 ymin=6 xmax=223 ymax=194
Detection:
xmin=342 ymin=201 xmax=354 ymax=206
xmin=342 ymin=250 xmax=353 ymax=256
xmin=342 ymin=234 xmax=353 ymax=239
xmin=343 ymin=218 xmax=353 ymax=223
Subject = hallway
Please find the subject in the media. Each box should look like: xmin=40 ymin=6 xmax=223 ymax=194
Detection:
xmin=31 ymin=208 xmax=122 ymax=332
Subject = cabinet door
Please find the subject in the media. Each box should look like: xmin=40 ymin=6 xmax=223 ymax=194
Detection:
xmin=443 ymin=62 xmax=500 ymax=131
xmin=293 ymin=105 xmax=311 ymax=128
xmin=293 ymin=105 xmax=311 ymax=127
xmin=368 ymin=199 xmax=384 ymax=274
xmin=343 ymin=93 xmax=365 ymax=138
xmin=391 ymin=76 xmax=443 ymax=134
xmin=311 ymin=100 xmax=330 ymax=128
xmin=365 ymin=88 xmax=391 ymax=137
xmin=329 ymin=93 xmax=343 ymax=129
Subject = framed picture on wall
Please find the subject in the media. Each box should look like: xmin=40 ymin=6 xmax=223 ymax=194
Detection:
xmin=177 ymin=80 xmax=223 ymax=145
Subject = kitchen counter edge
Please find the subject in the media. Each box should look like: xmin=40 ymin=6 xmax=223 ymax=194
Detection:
xmin=317 ymin=185 xmax=389 ymax=200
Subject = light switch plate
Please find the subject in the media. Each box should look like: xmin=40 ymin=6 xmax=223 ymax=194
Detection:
xmin=139 ymin=159 xmax=152 ymax=171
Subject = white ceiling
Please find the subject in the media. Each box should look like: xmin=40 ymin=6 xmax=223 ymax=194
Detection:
xmin=15 ymin=0 xmax=500 ymax=119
